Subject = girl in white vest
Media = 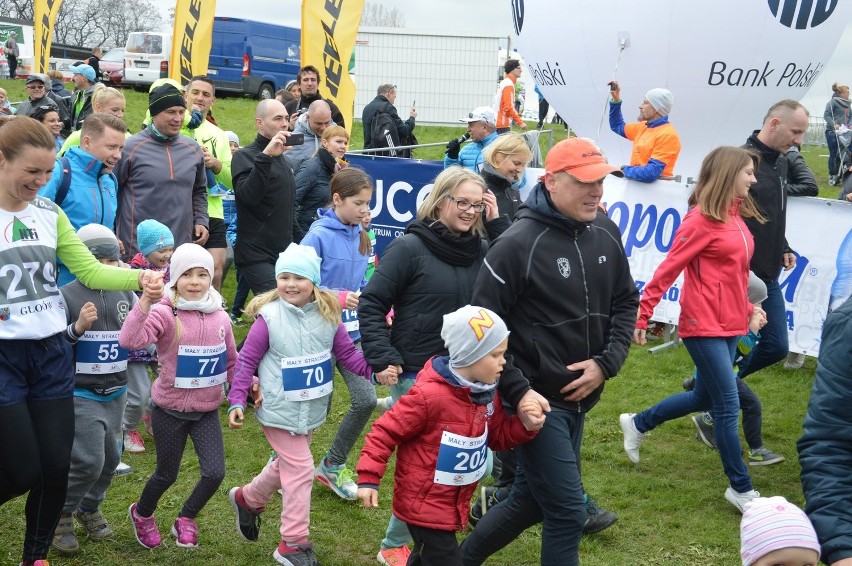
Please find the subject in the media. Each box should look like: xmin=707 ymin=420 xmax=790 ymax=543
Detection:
xmin=120 ymin=243 xmax=237 ymax=550
xmin=225 ymin=243 xmax=397 ymax=566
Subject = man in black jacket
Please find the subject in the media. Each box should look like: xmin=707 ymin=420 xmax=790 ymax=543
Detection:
xmin=232 ymin=99 xmax=303 ymax=294
xmin=738 ymin=100 xmax=809 ymax=380
xmin=361 ymin=83 xmax=416 ymax=152
xmin=461 ymin=138 xmax=638 ymax=566
xmin=283 ymin=65 xmax=346 ymax=128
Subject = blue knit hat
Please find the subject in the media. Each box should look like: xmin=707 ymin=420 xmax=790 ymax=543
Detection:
xmin=137 ymin=219 xmax=174 ymax=256
xmin=275 ymin=243 xmax=321 ymax=286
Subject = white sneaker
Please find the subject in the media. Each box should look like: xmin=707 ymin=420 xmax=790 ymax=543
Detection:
xmin=724 ymin=486 xmax=760 ymax=513
xmin=115 ymin=461 xmax=133 ymax=476
xmin=124 ymin=430 xmax=145 ymax=454
xmin=619 ymin=413 xmax=645 ymax=464
xmin=376 ymin=396 xmax=393 ymax=414
xmin=783 ymin=352 xmax=805 ymax=370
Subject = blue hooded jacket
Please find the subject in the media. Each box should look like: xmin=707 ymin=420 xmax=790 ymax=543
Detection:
xmin=301 ymin=208 xmax=369 ymax=341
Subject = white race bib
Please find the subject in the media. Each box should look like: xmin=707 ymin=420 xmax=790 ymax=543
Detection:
xmin=342 ymin=308 xmax=359 ymax=333
xmin=76 ymin=330 xmax=128 ymax=374
xmin=434 ymin=426 xmax=488 ymax=486
xmin=281 ymin=350 xmax=333 ymax=401
xmin=175 ymin=343 xmax=227 ymax=389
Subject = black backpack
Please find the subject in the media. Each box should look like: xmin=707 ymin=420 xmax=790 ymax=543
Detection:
xmin=370 ymin=103 xmax=401 ymax=157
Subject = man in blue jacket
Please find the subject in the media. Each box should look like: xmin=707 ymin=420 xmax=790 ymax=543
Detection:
xmin=444 ymin=106 xmax=499 ymax=171
xmin=39 ymin=113 xmax=128 ymax=285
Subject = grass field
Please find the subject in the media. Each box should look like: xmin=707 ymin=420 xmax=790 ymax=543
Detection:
xmin=0 ymin=78 xmax=839 ymax=565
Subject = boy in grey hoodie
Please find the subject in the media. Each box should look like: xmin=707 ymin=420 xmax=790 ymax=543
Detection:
xmin=52 ymin=224 xmax=139 ymax=555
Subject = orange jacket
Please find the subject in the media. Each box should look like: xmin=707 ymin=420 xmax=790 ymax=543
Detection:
xmin=622 ymin=120 xmax=681 ymax=177
xmin=495 ymin=75 xmax=524 ymax=129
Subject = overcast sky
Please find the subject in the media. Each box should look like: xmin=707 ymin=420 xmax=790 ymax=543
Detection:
xmin=151 ymin=0 xmax=516 ymax=37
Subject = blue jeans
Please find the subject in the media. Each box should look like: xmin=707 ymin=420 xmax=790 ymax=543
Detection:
xmin=827 ymin=129 xmax=840 ymax=176
xmin=634 ymin=337 xmax=752 ymax=493
xmin=738 ymin=279 xmax=788 ymax=379
xmin=461 ymin=407 xmax=586 ymax=566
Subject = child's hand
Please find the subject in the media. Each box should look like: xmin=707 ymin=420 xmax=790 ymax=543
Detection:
xmin=748 ymin=307 xmax=767 ymax=334
xmin=139 ymin=275 xmax=164 ymax=312
xmin=228 ymin=407 xmax=244 ymax=429
xmin=375 ymin=366 xmax=399 ymax=386
xmin=519 ymin=397 xmax=544 ymax=419
xmin=74 ymin=302 xmax=98 ymax=336
xmin=250 ymin=381 xmax=263 ymax=408
xmin=345 ymin=291 xmax=360 ymax=309
xmin=357 ymin=487 xmax=379 ymax=508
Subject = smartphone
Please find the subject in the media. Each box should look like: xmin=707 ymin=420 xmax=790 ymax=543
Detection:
xmin=286 ymin=133 xmax=305 ymax=146
xmin=412 ymin=99 xmax=416 ymax=107
xmin=609 ymin=82 xmax=618 ymax=91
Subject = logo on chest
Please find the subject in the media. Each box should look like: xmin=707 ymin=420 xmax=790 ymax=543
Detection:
xmin=557 ymin=257 xmax=571 ymax=278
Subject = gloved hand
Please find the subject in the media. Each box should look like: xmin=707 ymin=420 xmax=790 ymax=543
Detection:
xmin=446 ymin=138 xmax=461 ymax=159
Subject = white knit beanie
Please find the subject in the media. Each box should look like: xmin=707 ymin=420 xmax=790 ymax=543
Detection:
xmin=740 ymin=496 xmax=820 ymax=566
xmin=164 ymin=243 xmax=214 ymax=295
xmin=645 ymin=88 xmax=673 ymax=116
xmin=441 ymin=305 xmax=510 ymax=368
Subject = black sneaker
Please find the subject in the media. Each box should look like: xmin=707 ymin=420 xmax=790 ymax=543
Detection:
xmin=691 ymin=413 xmax=717 ymax=449
xmin=583 ymin=497 xmax=618 ymax=534
xmin=682 ymin=376 xmax=695 ymax=391
xmin=230 ymin=313 xmax=246 ymax=327
xmin=228 ymin=487 xmax=262 ymax=541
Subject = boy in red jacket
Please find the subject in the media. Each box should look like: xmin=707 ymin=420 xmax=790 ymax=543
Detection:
xmin=356 ymin=305 xmax=539 ymax=565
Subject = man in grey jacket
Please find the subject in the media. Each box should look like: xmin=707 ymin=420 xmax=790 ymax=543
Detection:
xmin=285 ymin=100 xmax=334 ymax=172
xmin=113 ymin=83 xmax=208 ymax=259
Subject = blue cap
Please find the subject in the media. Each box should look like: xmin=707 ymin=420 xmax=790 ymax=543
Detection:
xmin=137 ymin=219 xmax=174 ymax=256
xmin=69 ymin=64 xmax=96 ymax=82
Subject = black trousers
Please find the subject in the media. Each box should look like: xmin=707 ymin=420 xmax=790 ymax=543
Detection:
xmin=407 ymin=523 xmax=462 ymax=566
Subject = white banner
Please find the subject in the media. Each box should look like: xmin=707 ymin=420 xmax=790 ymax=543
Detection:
xmin=602 ymin=177 xmax=852 ymax=356
xmin=514 ymin=0 xmax=851 ymax=177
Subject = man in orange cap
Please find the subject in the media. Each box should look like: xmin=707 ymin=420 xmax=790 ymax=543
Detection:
xmin=462 ymin=138 xmax=639 ymax=566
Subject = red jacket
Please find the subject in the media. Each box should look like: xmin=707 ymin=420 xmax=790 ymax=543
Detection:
xmin=637 ymin=202 xmax=754 ymax=338
xmin=356 ymin=357 xmax=536 ymax=531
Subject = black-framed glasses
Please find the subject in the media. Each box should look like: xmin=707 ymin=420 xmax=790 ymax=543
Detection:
xmin=447 ymin=195 xmax=486 ymax=213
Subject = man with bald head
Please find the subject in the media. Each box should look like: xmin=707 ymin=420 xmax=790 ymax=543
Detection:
xmin=284 ymin=99 xmax=335 ymax=171
xmin=736 ymin=100 xmax=810 ymax=381
xmin=231 ymin=99 xmax=303 ymax=293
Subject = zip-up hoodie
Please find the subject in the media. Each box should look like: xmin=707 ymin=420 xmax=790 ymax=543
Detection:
xmin=62 ymin=279 xmax=137 ymax=390
xmin=473 ymin=183 xmax=638 ymax=411
xmin=119 ymin=295 xmax=237 ymax=413
xmin=301 ymin=208 xmax=369 ymax=341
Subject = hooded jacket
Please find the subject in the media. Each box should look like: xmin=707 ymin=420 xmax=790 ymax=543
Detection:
xmin=823 ymin=94 xmax=851 ymax=131
xmin=480 ymin=163 xmax=521 ymax=222
xmin=356 ymin=356 xmax=535 ymax=531
xmin=294 ymin=149 xmax=335 ymax=234
xmin=473 ymin=183 xmax=638 ymax=411
xmin=283 ymin=116 xmax=326 ymax=172
xmin=443 ymin=131 xmax=499 ymax=171
xmin=284 ymin=92 xmax=345 ymax=129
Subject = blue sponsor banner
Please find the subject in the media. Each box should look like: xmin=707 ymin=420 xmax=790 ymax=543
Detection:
xmin=347 ymin=155 xmax=443 ymax=256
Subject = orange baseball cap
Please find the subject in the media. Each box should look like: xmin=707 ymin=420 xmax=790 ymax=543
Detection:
xmin=544 ymin=138 xmax=623 ymax=182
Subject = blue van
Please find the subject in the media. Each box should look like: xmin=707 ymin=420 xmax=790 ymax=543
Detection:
xmin=208 ymin=17 xmax=300 ymax=99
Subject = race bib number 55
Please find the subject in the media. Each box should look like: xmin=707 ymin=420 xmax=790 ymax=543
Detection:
xmin=76 ymin=331 xmax=128 ymax=374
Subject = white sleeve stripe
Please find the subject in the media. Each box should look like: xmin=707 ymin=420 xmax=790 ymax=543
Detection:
xmin=483 ymin=258 xmax=506 ymax=285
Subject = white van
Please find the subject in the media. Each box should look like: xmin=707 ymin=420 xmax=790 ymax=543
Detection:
xmin=123 ymin=31 xmax=172 ymax=89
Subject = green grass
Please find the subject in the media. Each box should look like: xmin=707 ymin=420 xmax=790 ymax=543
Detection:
xmin=0 ymin=77 xmax=832 ymax=564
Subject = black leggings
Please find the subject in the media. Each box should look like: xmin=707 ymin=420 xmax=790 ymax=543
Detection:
xmin=0 ymin=398 xmax=75 ymax=562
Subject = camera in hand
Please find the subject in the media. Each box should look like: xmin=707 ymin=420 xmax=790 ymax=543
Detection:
xmin=285 ymin=133 xmax=305 ymax=146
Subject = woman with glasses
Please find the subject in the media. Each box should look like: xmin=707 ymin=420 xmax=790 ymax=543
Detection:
xmin=358 ymin=166 xmax=506 ymax=565
xmin=31 ymin=105 xmax=65 ymax=152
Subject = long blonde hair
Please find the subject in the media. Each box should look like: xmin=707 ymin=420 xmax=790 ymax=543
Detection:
xmin=417 ymin=167 xmax=487 ymax=237
xmin=688 ymin=147 xmax=765 ymax=223
xmin=244 ymin=285 xmax=341 ymax=325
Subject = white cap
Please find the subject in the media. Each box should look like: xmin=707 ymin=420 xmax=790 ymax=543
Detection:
xmin=461 ymin=106 xmax=497 ymax=126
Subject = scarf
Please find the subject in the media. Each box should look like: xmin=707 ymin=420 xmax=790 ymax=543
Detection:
xmin=167 ymin=286 xmax=225 ymax=314
xmin=406 ymin=219 xmax=482 ymax=267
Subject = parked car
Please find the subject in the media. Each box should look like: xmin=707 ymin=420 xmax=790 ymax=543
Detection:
xmin=99 ymin=48 xmax=125 ymax=85
xmin=208 ymin=17 xmax=300 ymax=99
xmin=123 ymin=31 xmax=171 ymax=90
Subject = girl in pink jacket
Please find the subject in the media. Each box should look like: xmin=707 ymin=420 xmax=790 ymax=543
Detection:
xmin=619 ymin=146 xmax=768 ymax=514
xmin=120 ymin=244 xmax=237 ymax=550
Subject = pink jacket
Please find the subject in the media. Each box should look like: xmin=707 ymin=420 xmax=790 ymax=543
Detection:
xmin=120 ymin=297 xmax=237 ymax=412
xmin=637 ymin=202 xmax=754 ymax=338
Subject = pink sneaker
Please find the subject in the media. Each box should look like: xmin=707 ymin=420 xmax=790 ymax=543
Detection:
xmin=171 ymin=516 xmax=199 ymax=548
xmin=128 ymin=502 xmax=161 ymax=549
xmin=378 ymin=546 xmax=412 ymax=565
xmin=143 ymin=414 xmax=154 ymax=437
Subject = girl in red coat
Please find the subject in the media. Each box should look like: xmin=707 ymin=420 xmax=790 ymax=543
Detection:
xmin=618 ymin=146 xmax=767 ymax=513
xmin=356 ymin=305 xmax=538 ymax=565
